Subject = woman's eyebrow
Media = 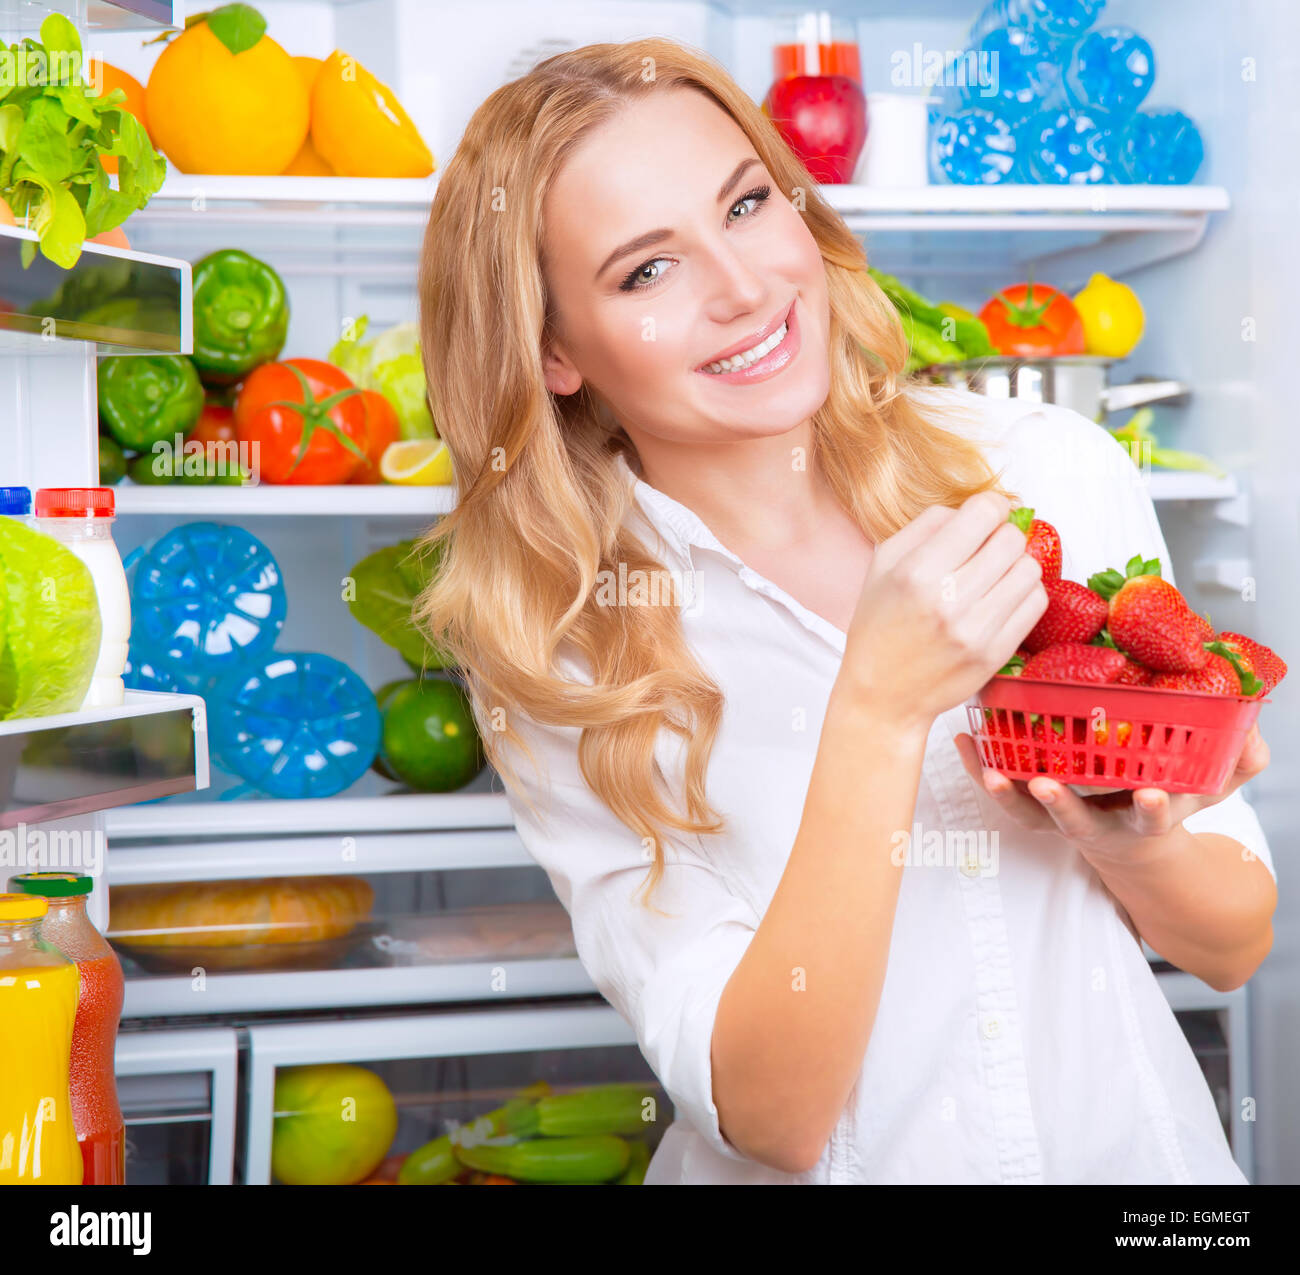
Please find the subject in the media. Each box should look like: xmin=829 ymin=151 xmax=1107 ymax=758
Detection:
xmin=593 ymin=156 xmax=764 ymax=282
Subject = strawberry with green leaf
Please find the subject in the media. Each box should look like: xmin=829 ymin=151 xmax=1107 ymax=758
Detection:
xmin=1088 ymin=555 xmax=1211 ymax=674
xmin=1008 ymin=506 xmax=1062 ymax=582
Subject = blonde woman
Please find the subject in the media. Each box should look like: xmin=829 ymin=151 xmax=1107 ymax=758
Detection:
xmin=415 ymin=39 xmax=1276 ymax=1185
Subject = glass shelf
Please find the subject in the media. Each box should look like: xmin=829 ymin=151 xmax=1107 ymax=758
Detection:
xmin=0 ymin=690 xmax=208 ymax=828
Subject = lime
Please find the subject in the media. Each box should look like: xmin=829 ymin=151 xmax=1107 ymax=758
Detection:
xmin=380 ymin=677 xmax=485 ymax=792
xmin=371 ymin=678 xmax=409 ymax=781
xmin=98 ymin=433 xmax=126 ymax=485
xmin=271 ymin=1064 xmax=398 ymax=1186
xmin=127 ymin=451 xmax=178 ymax=485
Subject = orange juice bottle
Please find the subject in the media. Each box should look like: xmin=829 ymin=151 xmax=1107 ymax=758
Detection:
xmin=0 ymin=893 xmax=83 ymax=1184
xmin=10 ymin=874 xmax=125 ymax=1184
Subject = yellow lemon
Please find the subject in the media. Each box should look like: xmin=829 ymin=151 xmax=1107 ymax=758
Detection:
xmin=1072 ymin=273 xmax=1145 ymax=359
xmin=380 ymin=439 xmax=453 ymax=486
xmin=311 ymin=50 xmax=434 ymax=178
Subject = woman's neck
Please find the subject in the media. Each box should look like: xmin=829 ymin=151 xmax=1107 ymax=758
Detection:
xmin=629 ymin=423 xmax=839 ymax=557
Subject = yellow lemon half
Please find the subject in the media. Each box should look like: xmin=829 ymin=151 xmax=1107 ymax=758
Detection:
xmin=380 ymin=439 xmax=453 ymax=486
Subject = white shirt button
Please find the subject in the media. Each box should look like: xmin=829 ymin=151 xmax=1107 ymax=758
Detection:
xmin=981 ymin=1015 xmax=1002 ymax=1040
xmin=959 ymin=855 xmax=981 ymax=878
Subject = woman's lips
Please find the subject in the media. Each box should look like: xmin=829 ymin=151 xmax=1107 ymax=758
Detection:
xmin=695 ymin=300 xmax=800 ymax=385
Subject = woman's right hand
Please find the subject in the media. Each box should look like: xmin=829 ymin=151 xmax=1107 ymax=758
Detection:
xmin=837 ymin=490 xmax=1048 ymax=735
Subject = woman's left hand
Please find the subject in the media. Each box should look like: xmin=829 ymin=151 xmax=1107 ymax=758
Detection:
xmin=952 ymin=723 xmax=1270 ymax=861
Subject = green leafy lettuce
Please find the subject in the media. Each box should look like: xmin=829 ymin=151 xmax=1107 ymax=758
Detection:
xmin=0 ymin=517 xmax=102 ymax=719
xmin=329 ymin=315 xmax=437 ymax=440
xmin=0 ymin=13 xmax=167 ymax=268
xmin=347 ymin=538 xmax=453 ymax=670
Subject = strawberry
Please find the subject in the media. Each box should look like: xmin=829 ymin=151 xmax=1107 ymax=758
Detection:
xmin=1021 ymin=642 xmax=1128 ymax=684
xmin=1149 ymin=652 xmax=1249 ymax=695
xmin=1111 ymin=657 xmax=1152 ymax=685
xmin=1092 ymin=718 xmax=1133 ymax=748
xmin=1022 ymin=579 xmax=1108 ymax=653
xmin=1008 ymin=507 xmax=1062 ymax=583
xmin=1088 ymin=555 xmax=1210 ymax=673
xmin=1030 ymin=716 xmax=1087 ymax=777
xmin=1216 ymin=631 xmax=1287 ymax=693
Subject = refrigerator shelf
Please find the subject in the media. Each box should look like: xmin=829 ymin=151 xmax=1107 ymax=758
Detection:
xmin=1143 ymin=471 xmax=1239 ymax=501
xmin=120 ymin=956 xmax=595 ymax=1018
xmin=121 ymin=176 xmax=1230 ymax=293
xmin=106 ymin=467 xmax=1238 ymax=518
xmin=0 ymin=1 xmax=177 ymax=34
xmin=106 ymin=825 xmax=532 ymax=883
xmin=105 ymin=788 xmax=514 ymax=841
xmin=113 ymin=479 xmax=457 ymax=517
xmin=0 ymin=690 xmax=208 ymax=829
xmin=0 ymin=226 xmax=191 ymax=357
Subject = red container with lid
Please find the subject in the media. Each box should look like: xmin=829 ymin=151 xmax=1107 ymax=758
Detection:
xmin=9 ymin=873 xmax=125 ymax=1185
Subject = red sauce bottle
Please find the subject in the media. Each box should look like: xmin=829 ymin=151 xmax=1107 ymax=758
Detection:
xmin=9 ymin=873 xmax=125 ymax=1184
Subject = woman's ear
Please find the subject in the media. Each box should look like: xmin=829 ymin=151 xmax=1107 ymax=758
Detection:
xmin=542 ymin=337 xmax=583 ymax=397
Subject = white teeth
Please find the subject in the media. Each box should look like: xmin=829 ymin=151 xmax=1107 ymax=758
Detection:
xmin=703 ymin=320 xmax=788 ymax=374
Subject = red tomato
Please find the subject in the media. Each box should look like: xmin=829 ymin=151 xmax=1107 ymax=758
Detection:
xmin=234 ymin=359 xmax=369 ymax=485
xmin=188 ymin=403 xmax=237 ymax=462
xmin=348 ymin=390 xmax=401 ymax=484
xmin=978 ymin=282 xmax=1085 ymax=357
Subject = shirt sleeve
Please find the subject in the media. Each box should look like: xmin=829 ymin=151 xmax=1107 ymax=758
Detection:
xmin=497 ymin=705 xmax=762 ymax=1163
xmin=1015 ymin=401 xmax=1277 ymax=884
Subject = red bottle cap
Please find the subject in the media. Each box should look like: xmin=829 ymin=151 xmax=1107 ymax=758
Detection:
xmin=34 ymin=487 xmax=116 ymax=518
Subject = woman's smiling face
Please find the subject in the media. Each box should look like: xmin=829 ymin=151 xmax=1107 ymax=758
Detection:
xmin=539 ymin=88 xmax=831 ymax=444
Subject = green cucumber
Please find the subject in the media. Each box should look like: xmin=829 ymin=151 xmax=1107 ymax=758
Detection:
xmin=399 ymin=1090 xmax=541 ymax=1184
xmin=452 ymin=1134 xmax=630 ymax=1184
xmin=536 ymin=1083 xmax=659 ymax=1138
xmin=618 ymin=1140 xmax=651 ymax=1185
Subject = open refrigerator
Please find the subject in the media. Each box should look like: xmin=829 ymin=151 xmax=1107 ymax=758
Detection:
xmin=2 ymin=0 xmax=1293 ymax=1185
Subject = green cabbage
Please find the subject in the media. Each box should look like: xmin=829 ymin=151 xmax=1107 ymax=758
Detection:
xmin=329 ymin=315 xmax=436 ymax=440
xmin=346 ymin=538 xmax=452 ymax=670
xmin=0 ymin=518 xmax=102 ymax=719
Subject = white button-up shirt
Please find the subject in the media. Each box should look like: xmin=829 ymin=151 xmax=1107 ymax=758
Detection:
xmin=500 ymin=388 xmax=1275 ymax=1184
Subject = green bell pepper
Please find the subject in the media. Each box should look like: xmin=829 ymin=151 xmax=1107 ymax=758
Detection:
xmin=98 ymin=355 xmax=205 ymax=452
xmin=191 ymin=248 xmax=290 ymax=385
xmin=98 ymin=434 xmax=126 ymax=486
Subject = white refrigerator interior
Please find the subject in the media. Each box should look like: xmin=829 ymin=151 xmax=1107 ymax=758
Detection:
xmin=0 ymin=0 xmax=1289 ymax=1184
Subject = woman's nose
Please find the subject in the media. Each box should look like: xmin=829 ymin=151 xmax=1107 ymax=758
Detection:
xmin=698 ymin=238 xmax=768 ymax=316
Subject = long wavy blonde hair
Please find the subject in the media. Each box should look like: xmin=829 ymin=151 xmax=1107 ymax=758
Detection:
xmin=415 ymin=38 xmax=1016 ymax=903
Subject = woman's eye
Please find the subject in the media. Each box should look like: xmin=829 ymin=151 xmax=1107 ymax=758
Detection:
xmin=620 ymin=258 xmax=673 ymax=293
xmin=728 ymin=185 xmax=772 ymax=223
xmin=618 ymin=185 xmax=772 ymax=293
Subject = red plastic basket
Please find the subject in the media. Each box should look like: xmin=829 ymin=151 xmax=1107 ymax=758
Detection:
xmin=968 ymin=676 xmax=1268 ymax=795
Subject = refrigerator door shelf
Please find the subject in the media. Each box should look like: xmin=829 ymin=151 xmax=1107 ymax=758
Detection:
xmin=0 ymin=227 xmax=190 ymax=357
xmin=0 ymin=690 xmax=209 ymax=830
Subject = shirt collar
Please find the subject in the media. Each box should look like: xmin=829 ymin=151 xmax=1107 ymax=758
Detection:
xmin=614 ymin=450 xmax=746 ymax=573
